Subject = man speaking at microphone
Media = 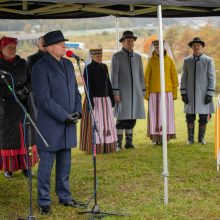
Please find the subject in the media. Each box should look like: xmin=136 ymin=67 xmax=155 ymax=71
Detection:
xmin=31 ymin=30 xmax=82 ymax=215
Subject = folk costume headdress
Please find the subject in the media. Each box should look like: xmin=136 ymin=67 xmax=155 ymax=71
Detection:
xmin=0 ymin=36 xmax=18 ymax=50
xmin=89 ymin=48 xmax=102 ymax=56
xmin=148 ymin=39 xmax=174 ymax=60
xmin=0 ymin=36 xmax=18 ymax=61
xmin=85 ymin=48 xmax=102 ymax=65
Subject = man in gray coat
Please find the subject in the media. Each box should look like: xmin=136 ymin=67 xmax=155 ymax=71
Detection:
xmin=180 ymin=37 xmax=215 ymax=145
xmin=32 ymin=30 xmax=83 ymax=215
xmin=111 ymin=30 xmax=146 ymax=150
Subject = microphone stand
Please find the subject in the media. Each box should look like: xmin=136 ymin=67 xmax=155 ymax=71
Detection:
xmin=0 ymin=74 xmax=49 ymax=220
xmin=75 ymin=59 xmax=126 ymax=218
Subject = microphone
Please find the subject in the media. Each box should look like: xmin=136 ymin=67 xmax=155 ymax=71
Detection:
xmin=66 ymin=50 xmax=84 ymax=62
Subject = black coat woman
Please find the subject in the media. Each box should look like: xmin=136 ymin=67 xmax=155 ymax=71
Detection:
xmin=0 ymin=36 xmax=38 ymax=178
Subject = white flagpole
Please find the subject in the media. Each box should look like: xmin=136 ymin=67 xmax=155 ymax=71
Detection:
xmin=157 ymin=5 xmax=169 ymax=205
xmin=115 ymin=16 xmax=120 ymax=51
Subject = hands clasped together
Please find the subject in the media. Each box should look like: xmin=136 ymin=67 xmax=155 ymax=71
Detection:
xmin=64 ymin=112 xmax=82 ymax=126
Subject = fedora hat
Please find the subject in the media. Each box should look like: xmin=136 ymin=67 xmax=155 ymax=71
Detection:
xmin=43 ymin=30 xmax=68 ymax=47
xmin=188 ymin=37 xmax=205 ymax=48
xmin=119 ymin=30 xmax=137 ymax=43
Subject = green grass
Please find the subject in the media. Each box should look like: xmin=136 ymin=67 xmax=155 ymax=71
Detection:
xmin=0 ymin=96 xmax=219 ymax=220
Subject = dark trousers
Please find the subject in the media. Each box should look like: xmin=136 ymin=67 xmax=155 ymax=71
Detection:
xmin=186 ymin=114 xmax=208 ymax=125
xmin=37 ymin=149 xmax=72 ymax=206
xmin=116 ymin=119 xmax=136 ymax=130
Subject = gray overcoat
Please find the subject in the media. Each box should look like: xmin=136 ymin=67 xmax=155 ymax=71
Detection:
xmin=110 ymin=49 xmax=146 ymax=120
xmin=180 ymin=54 xmax=215 ymax=114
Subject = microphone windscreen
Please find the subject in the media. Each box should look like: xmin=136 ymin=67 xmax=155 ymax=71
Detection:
xmin=66 ymin=50 xmax=74 ymax=57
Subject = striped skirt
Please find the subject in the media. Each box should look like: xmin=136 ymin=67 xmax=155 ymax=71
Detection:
xmin=147 ymin=92 xmax=176 ymax=142
xmin=0 ymin=122 xmax=39 ymax=171
xmin=80 ymin=97 xmax=117 ymax=154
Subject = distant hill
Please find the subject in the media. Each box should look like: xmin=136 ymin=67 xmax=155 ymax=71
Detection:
xmin=0 ymin=16 xmax=219 ymax=33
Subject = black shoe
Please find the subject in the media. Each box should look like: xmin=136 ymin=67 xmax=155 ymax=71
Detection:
xmin=124 ymin=143 xmax=135 ymax=149
xmin=39 ymin=205 xmax=51 ymax=215
xmin=22 ymin=169 xmax=34 ymax=177
xmin=198 ymin=124 xmax=207 ymax=145
xmin=116 ymin=143 xmax=122 ymax=151
xmin=4 ymin=171 xmax=12 ymax=178
xmin=22 ymin=169 xmax=29 ymax=177
xmin=60 ymin=199 xmax=85 ymax=208
xmin=198 ymin=138 xmax=206 ymax=145
xmin=187 ymin=139 xmax=195 ymax=145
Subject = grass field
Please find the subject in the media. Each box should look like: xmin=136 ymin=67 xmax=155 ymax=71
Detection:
xmin=0 ymin=96 xmax=219 ymax=220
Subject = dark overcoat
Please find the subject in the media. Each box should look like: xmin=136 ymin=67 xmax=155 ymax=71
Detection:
xmin=31 ymin=52 xmax=82 ymax=151
xmin=27 ymin=50 xmax=45 ymax=82
xmin=0 ymin=55 xmax=28 ymax=149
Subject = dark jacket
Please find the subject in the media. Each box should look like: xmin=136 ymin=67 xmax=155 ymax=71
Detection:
xmin=0 ymin=55 xmax=28 ymax=149
xmin=26 ymin=49 xmax=45 ymax=121
xmin=84 ymin=60 xmax=115 ymax=109
xmin=31 ymin=52 xmax=82 ymax=151
xmin=27 ymin=50 xmax=45 ymax=83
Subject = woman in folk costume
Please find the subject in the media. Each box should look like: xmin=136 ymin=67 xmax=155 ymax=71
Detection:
xmin=0 ymin=36 xmax=38 ymax=178
xmin=80 ymin=49 xmax=117 ymax=153
xmin=144 ymin=40 xmax=178 ymax=144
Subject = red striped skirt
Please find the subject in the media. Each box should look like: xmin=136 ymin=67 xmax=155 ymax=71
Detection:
xmin=147 ymin=92 xmax=176 ymax=142
xmin=0 ymin=122 xmax=39 ymax=171
xmin=80 ymin=97 xmax=117 ymax=154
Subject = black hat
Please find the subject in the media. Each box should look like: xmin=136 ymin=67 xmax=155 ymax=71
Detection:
xmin=188 ymin=37 xmax=205 ymax=48
xmin=43 ymin=30 xmax=68 ymax=47
xmin=119 ymin=30 xmax=137 ymax=43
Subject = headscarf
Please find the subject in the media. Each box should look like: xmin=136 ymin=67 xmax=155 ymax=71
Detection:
xmin=0 ymin=36 xmax=18 ymax=50
xmin=0 ymin=36 xmax=18 ymax=61
xmin=148 ymin=39 xmax=174 ymax=60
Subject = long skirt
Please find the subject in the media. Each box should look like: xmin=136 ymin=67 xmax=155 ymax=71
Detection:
xmin=80 ymin=97 xmax=117 ymax=154
xmin=0 ymin=122 xmax=38 ymax=171
xmin=147 ymin=92 xmax=176 ymax=142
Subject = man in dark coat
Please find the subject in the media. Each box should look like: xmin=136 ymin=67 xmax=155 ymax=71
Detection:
xmin=180 ymin=37 xmax=215 ymax=145
xmin=27 ymin=36 xmax=46 ymax=80
xmin=26 ymin=36 xmax=46 ymax=140
xmin=31 ymin=30 xmax=82 ymax=215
